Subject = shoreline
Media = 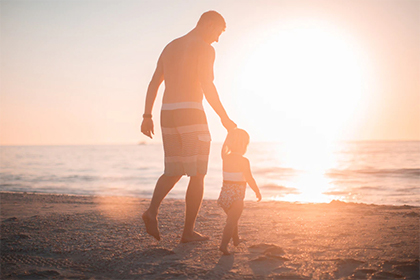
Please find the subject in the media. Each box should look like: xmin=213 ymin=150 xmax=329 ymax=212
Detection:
xmin=1 ymin=139 xmax=419 ymax=147
xmin=2 ymin=191 xmax=419 ymax=208
xmin=1 ymin=192 xmax=419 ymax=279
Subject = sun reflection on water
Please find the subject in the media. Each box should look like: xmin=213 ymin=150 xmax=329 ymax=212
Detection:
xmin=268 ymin=139 xmax=343 ymax=203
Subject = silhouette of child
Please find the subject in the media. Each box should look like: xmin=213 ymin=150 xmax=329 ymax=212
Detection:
xmin=217 ymin=128 xmax=262 ymax=255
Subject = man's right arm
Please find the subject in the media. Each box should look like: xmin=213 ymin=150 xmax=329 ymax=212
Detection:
xmin=199 ymin=45 xmax=236 ymax=131
xmin=141 ymin=57 xmax=164 ymax=139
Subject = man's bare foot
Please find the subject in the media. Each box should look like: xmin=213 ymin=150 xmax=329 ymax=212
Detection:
xmin=180 ymin=231 xmax=210 ymax=243
xmin=142 ymin=211 xmax=160 ymax=241
xmin=219 ymin=246 xmax=231 ymax=255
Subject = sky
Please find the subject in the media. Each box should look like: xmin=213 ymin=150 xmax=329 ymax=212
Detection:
xmin=1 ymin=0 xmax=419 ymax=145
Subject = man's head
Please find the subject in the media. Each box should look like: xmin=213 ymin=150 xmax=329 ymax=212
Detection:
xmin=196 ymin=11 xmax=226 ymax=44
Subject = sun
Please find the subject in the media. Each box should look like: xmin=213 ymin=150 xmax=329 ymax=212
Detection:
xmin=235 ymin=20 xmax=367 ymax=143
xmin=230 ymin=20 xmax=368 ymax=203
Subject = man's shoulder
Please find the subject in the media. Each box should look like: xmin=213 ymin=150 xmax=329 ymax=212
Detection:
xmin=168 ymin=35 xmax=213 ymax=51
xmin=164 ymin=37 xmax=182 ymax=50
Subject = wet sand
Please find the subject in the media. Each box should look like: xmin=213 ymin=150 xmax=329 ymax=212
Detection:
xmin=1 ymin=192 xmax=419 ymax=279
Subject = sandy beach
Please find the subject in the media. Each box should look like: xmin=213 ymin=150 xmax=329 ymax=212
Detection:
xmin=1 ymin=192 xmax=419 ymax=279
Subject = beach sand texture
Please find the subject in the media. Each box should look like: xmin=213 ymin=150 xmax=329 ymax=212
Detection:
xmin=1 ymin=192 xmax=419 ymax=279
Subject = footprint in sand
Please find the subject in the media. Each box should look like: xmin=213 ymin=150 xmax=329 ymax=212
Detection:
xmin=247 ymin=243 xmax=292 ymax=277
xmin=394 ymin=262 xmax=419 ymax=277
xmin=248 ymin=243 xmax=288 ymax=259
xmin=334 ymin=258 xmax=365 ymax=279
xmin=350 ymin=268 xmax=378 ymax=279
xmin=374 ymin=271 xmax=405 ymax=279
xmin=383 ymin=259 xmax=419 ymax=279
xmin=248 ymin=243 xmax=285 ymax=254
xmin=141 ymin=248 xmax=175 ymax=259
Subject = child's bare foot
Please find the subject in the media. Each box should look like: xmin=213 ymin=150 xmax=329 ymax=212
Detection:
xmin=219 ymin=246 xmax=231 ymax=255
xmin=180 ymin=231 xmax=210 ymax=243
xmin=233 ymin=236 xmax=244 ymax=246
xmin=142 ymin=211 xmax=160 ymax=241
xmin=232 ymin=230 xmax=244 ymax=246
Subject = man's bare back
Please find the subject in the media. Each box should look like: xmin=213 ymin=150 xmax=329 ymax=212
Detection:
xmin=158 ymin=34 xmax=215 ymax=104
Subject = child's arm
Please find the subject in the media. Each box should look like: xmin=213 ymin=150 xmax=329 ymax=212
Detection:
xmin=221 ymin=137 xmax=228 ymax=160
xmin=242 ymin=158 xmax=262 ymax=201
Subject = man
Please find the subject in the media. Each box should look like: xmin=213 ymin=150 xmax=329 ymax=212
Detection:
xmin=141 ymin=11 xmax=236 ymax=242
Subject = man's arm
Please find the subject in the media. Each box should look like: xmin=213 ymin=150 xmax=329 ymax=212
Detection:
xmin=199 ymin=46 xmax=236 ymax=131
xmin=141 ymin=57 xmax=164 ymax=139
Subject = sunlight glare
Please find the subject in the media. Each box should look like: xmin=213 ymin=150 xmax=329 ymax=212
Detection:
xmin=237 ymin=20 xmax=366 ymax=143
xmin=270 ymin=139 xmax=340 ymax=203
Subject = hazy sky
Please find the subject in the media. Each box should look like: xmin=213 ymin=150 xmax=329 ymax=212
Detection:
xmin=1 ymin=0 xmax=419 ymax=145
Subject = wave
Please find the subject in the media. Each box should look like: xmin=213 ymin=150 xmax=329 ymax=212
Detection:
xmin=327 ymin=168 xmax=420 ymax=179
xmin=0 ymin=173 xmax=156 ymax=184
xmin=254 ymin=167 xmax=296 ymax=173
xmin=260 ymin=184 xmax=300 ymax=194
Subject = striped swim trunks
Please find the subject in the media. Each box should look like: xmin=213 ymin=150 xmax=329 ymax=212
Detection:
xmin=161 ymin=102 xmax=211 ymax=176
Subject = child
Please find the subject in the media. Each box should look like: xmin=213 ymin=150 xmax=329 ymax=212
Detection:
xmin=217 ymin=128 xmax=262 ymax=255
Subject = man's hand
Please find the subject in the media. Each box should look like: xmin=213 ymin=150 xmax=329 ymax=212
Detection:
xmin=221 ymin=117 xmax=237 ymax=131
xmin=141 ymin=118 xmax=154 ymax=139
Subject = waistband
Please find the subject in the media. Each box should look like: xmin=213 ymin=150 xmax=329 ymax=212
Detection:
xmin=223 ymin=171 xmax=246 ymax=182
xmin=161 ymin=102 xmax=204 ymax=111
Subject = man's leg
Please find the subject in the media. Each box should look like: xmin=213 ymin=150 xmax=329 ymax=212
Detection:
xmin=181 ymin=174 xmax=209 ymax=243
xmin=142 ymin=174 xmax=182 ymax=240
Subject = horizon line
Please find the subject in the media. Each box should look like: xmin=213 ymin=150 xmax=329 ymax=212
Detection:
xmin=1 ymin=139 xmax=420 ymax=147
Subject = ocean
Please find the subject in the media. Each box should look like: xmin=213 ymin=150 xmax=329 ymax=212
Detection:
xmin=0 ymin=141 xmax=419 ymax=206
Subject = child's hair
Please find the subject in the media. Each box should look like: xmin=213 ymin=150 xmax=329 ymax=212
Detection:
xmin=223 ymin=128 xmax=250 ymax=156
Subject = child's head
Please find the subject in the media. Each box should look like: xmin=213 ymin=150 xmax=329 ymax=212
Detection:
xmin=224 ymin=128 xmax=250 ymax=156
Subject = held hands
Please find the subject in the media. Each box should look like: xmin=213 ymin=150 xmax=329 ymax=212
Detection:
xmin=255 ymin=190 xmax=262 ymax=202
xmin=141 ymin=118 xmax=154 ymax=139
xmin=221 ymin=117 xmax=237 ymax=131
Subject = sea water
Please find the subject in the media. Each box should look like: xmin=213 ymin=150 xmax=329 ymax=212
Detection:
xmin=0 ymin=141 xmax=419 ymax=206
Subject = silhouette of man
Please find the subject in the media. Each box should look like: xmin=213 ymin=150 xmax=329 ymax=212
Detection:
xmin=141 ymin=11 xmax=236 ymax=242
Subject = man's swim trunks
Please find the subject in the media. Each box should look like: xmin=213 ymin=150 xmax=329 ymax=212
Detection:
xmin=161 ymin=102 xmax=211 ymax=176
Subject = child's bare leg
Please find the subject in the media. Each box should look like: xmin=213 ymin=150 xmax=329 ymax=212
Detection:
xmin=232 ymin=225 xmax=241 ymax=246
xmin=222 ymin=206 xmax=239 ymax=244
xmin=219 ymin=200 xmax=243 ymax=255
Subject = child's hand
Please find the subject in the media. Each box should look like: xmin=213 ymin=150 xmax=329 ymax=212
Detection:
xmin=256 ymin=191 xmax=262 ymax=202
